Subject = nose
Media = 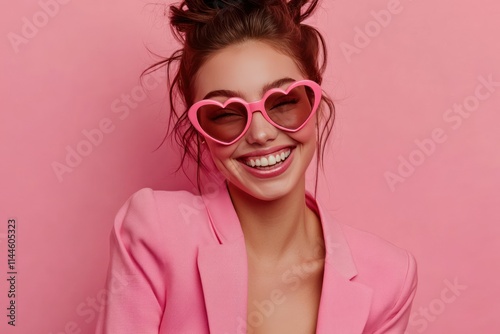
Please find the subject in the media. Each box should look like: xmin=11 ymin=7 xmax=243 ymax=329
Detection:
xmin=245 ymin=111 xmax=278 ymax=145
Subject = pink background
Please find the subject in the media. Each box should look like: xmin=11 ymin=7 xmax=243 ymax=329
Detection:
xmin=1 ymin=0 xmax=499 ymax=333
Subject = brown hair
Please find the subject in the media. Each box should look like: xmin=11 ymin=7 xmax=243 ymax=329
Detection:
xmin=143 ymin=0 xmax=335 ymax=191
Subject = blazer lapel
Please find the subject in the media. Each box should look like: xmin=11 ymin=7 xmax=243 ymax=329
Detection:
xmin=197 ymin=181 xmax=249 ymax=334
xmin=309 ymin=195 xmax=373 ymax=333
xmin=197 ymin=239 xmax=248 ymax=334
xmin=197 ymin=183 xmax=373 ymax=333
xmin=316 ymin=263 xmax=373 ymax=333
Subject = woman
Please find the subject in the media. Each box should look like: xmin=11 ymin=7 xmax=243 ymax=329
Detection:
xmin=96 ymin=0 xmax=417 ymax=333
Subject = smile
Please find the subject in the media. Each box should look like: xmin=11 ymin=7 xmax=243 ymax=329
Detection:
xmin=243 ymin=148 xmax=291 ymax=169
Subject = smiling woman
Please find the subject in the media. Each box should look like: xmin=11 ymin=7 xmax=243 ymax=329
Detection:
xmin=95 ymin=0 xmax=417 ymax=333
xmin=193 ymin=41 xmax=320 ymax=201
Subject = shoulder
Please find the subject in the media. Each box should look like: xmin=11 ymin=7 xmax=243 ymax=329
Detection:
xmin=112 ymin=187 xmax=211 ymax=248
xmin=340 ymin=224 xmax=416 ymax=276
xmin=115 ymin=187 xmax=203 ymax=227
xmin=121 ymin=187 xmax=200 ymax=210
xmin=339 ymin=224 xmax=418 ymax=327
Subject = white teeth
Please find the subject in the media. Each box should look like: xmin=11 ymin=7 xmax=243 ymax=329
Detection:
xmin=244 ymin=149 xmax=291 ymax=168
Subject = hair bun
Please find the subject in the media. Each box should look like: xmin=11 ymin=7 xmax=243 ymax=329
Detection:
xmin=170 ymin=0 xmax=319 ymax=36
xmin=171 ymin=0 xmax=269 ymax=34
xmin=203 ymin=0 xmax=245 ymax=9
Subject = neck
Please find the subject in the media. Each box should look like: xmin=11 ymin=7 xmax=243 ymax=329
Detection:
xmin=227 ymin=179 xmax=323 ymax=264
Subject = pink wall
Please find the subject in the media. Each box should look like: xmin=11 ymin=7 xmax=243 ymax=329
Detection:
xmin=1 ymin=0 xmax=499 ymax=333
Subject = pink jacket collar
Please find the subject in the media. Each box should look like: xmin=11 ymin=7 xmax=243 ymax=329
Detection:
xmin=197 ymin=183 xmax=373 ymax=333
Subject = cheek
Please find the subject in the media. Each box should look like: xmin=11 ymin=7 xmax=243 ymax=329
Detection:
xmin=206 ymin=143 xmax=239 ymax=168
xmin=290 ymin=121 xmax=317 ymax=146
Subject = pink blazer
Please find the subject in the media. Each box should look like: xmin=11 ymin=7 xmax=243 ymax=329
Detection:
xmin=96 ymin=185 xmax=417 ymax=334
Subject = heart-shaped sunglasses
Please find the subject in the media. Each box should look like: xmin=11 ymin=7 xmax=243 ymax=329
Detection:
xmin=188 ymin=80 xmax=322 ymax=145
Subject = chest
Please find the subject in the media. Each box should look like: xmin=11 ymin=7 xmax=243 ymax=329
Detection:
xmin=246 ymin=258 xmax=325 ymax=334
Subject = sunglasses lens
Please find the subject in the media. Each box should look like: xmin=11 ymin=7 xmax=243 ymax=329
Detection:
xmin=264 ymin=85 xmax=316 ymax=131
xmin=193 ymin=82 xmax=319 ymax=144
xmin=197 ymin=102 xmax=248 ymax=143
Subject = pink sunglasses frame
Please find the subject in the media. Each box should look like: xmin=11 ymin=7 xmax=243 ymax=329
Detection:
xmin=187 ymin=79 xmax=322 ymax=145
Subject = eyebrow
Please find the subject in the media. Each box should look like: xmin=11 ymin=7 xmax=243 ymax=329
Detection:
xmin=202 ymin=77 xmax=297 ymax=100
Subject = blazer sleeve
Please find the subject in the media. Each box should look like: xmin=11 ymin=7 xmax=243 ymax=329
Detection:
xmin=373 ymin=251 xmax=418 ymax=334
xmin=95 ymin=188 xmax=167 ymax=334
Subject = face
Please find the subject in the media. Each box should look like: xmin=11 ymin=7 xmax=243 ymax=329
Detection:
xmin=193 ymin=40 xmax=317 ymax=201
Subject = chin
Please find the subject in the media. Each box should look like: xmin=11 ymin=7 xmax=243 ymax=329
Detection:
xmin=226 ymin=167 xmax=306 ymax=202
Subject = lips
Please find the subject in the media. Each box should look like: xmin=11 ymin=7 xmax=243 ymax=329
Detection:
xmin=236 ymin=146 xmax=295 ymax=178
xmin=239 ymin=148 xmax=292 ymax=169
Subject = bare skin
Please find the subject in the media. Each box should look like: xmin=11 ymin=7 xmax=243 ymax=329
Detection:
xmin=228 ymin=179 xmax=326 ymax=333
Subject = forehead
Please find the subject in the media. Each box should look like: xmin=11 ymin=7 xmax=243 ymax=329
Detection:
xmin=193 ymin=40 xmax=305 ymax=101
